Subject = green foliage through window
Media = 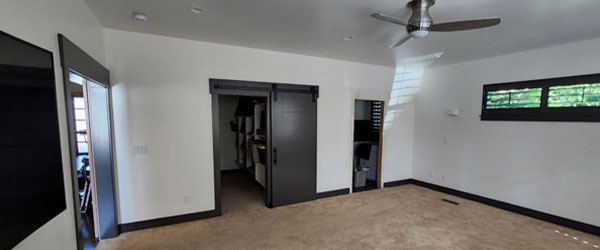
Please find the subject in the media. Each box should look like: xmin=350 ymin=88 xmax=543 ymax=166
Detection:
xmin=548 ymin=83 xmax=600 ymax=108
xmin=486 ymin=88 xmax=542 ymax=109
xmin=482 ymin=74 xmax=600 ymax=121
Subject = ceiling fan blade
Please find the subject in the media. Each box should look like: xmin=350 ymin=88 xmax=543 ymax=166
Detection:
xmin=430 ymin=18 xmax=501 ymax=32
xmin=389 ymin=34 xmax=411 ymax=49
xmin=371 ymin=13 xmax=408 ymax=26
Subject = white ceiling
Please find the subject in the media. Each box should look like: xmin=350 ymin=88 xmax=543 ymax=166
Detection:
xmin=85 ymin=0 xmax=600 ymax=67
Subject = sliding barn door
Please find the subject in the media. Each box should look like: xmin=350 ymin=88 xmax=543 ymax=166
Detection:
xmin=270 ymin=91 xmax=317 ymax=207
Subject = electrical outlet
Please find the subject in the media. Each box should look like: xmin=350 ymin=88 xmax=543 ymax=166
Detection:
xmin=441 ymin=174 xmax=446 ymax=181
xmin=428 ymin=171 xmax=434 ymax=178
xmin=443 ymin=137 xmax=448 ymax=145
xmin=183 ymin=196 xmax=190 ymax=204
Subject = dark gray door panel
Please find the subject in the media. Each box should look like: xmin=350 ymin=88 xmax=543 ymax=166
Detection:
xmin=271 ymin=92 xmax=317 ymax=207
xmin=87 ymin=81 xmax=118 ymax=238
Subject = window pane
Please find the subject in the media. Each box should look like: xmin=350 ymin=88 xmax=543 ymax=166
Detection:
xmin=76 ymin=133 xmax=87 ymax=142
xmin=77 ymin=142 xmax=88 ymax=153
xmin=75 ymin=109 xmax=86 ymax=120
xmin=73 ymin=97 xmax=85 ymax=109
xmin=548 ymin=83 xmax=600 ymax=107
xmin=69 ymin=72 xmax=84 ymax=85
xmin=75 ymin=121 xmax=87 ymax=132
xmin=486 ymin=88 xmax=542 ymax=109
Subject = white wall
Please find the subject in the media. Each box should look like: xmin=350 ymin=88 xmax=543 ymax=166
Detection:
xmin=413 ymin=37 xmax=600 ymax=227
xmin=105 ymin=29 xmax=414 ymax=224
xmin=0 ymin=0 xmax=106 ymax=249
xmin=219 ymin=96 xmax=241 ymax=171
xmin=380 ymin=102 xmax=415 ymax=184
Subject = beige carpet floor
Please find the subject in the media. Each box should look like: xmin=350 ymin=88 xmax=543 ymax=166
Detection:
xmin=97 ymin=173 xmax=600 ymax=250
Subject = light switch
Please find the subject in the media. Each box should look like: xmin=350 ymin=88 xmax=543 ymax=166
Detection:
xmin=134 ymin=145 xmax=149 ymax=155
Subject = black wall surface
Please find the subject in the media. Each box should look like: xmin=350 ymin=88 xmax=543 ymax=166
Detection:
xmin=0 ymin=31 xmax=66 ymax=250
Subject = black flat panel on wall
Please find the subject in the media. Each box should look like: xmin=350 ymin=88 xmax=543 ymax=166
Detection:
xmin=271 ymin=91 xmax=317 ymax=207
xmin=0 ymin=31 xmax=66 ymax=250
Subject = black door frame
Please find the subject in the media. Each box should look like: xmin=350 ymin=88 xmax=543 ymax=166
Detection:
xmin=210 ymin=79 xmax=273 ymax=210
xmin=58 ymin=34 xmax=118 ymax=249
xmin=209 ymin=79 xmax=318 ymax=210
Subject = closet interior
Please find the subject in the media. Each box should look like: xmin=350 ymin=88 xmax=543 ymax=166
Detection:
xmin=219 ymin=96 xmax=268 ymax=210
xmin=233 ymin=96 xmax=267 ymax=186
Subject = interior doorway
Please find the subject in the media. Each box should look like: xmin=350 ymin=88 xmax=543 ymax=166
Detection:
xmin=66 ymin=71 xmax=116 ymax=250
xmin=218 ymin=96 xmax=268 ymax=213
xmin=68 ymin=73 xmax=100 ymax=249
xmin=352 ymin=100 xmax=383 ymax=192
xmin=210 ymin=79 xmax=319 ymax=211
xmin=59 ymin=34 xmax=118 ymax=250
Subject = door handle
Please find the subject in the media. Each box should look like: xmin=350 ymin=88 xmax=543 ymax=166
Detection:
xmin=273 ymin=148 xmax=278 ymax=166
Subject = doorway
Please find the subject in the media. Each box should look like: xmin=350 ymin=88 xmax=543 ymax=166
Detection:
xmin=68 ymin=73 xmax=100 ymax=249
xmin=210 ymin=79 xmax=318 ymax=211
xmin=352 ymin=100 xmax=383 ymax=192
xmin=59 ymin=34 xmax=118 ymax=250
xmin=65 ymin=71 xmax=116 ymax=250
xmin=218 ymin=96 xmax=268 ymax=213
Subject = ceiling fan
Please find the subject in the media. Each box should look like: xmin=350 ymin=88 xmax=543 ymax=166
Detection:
xmin=371 ymin=0 xmax=501 ymax=48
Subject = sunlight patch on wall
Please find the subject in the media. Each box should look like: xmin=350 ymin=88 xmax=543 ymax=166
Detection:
xmin=384 ymin=52 xmax=444 ymax=131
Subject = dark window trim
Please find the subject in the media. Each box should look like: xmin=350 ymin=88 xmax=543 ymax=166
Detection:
xmin=481 ymin=73 xmax=600 ymax=122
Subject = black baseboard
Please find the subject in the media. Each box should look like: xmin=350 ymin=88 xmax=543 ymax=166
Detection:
xmin=316 ymin=188 xmax=350 ymax=199
xmin=383 ymin=179 xmax=413 ymax=188
xmin=396 ymin=179 xmax=600 ymax=237
xmin=118 ymin=210 xmax=221 ymax=233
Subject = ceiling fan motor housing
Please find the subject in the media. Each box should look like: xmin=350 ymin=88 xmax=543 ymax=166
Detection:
xmin=407 ymin=0 xmax=435 ymax=38
xmin=370 ymin=0 xmax=501 ymax=48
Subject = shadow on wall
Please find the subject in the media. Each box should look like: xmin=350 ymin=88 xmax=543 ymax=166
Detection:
xmin=384 ymin=52 xmax=444 ymax=132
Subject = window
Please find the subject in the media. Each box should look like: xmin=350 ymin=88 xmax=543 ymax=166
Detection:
xmin=73 ymin=96 xmax=88 ymax=154
xmin=481 ymin=73 xmax=600 ymax=122
xmin=485 ymin=88 xmax=542 ymax=109
xmin=548 ymin=83 xmax=600 ymax=108
xmin=371 ymin=101 xmax=382 ymax=132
